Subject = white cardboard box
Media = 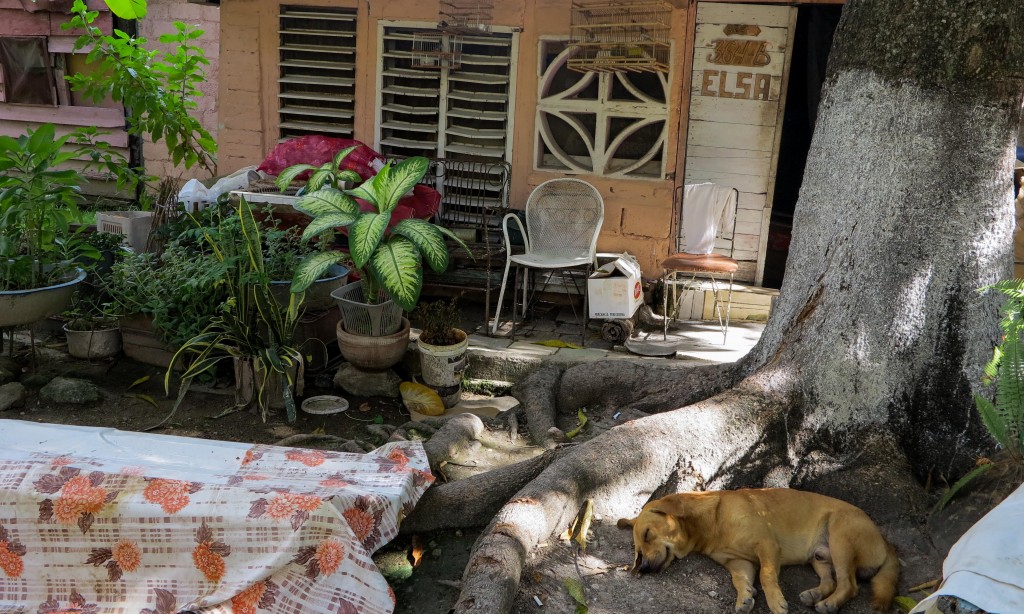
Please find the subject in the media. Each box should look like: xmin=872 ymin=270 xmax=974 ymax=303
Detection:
xmin=588 ymin=255 xmax=643 ymax=319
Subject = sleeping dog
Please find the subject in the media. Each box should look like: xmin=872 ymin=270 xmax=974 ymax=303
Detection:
xmin=617 ymin=489 xmax=900 ymax=614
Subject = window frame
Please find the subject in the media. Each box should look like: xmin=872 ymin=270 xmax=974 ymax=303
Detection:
xmin=534 ymin=36 xmax=671 ymax=180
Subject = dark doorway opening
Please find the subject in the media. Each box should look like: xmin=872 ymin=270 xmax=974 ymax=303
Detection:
xmin=761 ymin=5 xmax=842 ymax=289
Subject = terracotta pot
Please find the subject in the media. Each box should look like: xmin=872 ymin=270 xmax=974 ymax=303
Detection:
xmin=336 ymin=318 xmax=411 ymax=371
xmin=416 ymin=328 xmax=468 ymax=408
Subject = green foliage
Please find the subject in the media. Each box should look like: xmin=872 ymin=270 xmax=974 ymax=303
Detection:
xmin=108 ymin=245 xmax=228 ymax=346
xmin=288 ymin=155 xmax=469 ymax=313
xmin=64 ymin=0 xmax=216 ymax=172
xmin=275 ymin=146 xmax=363 ymax=195
xmin=165 ymin=199 xmax=305 ymax=423
xmin=103 ymin=0 xmax=146 ymax=19
xmin=978 ymin=279 xmax=1024 ymax=461
xmin=940 ymin=278 xmax=1024 ymax=509
xmin=0 ymin=124 xmax=122 ymax=289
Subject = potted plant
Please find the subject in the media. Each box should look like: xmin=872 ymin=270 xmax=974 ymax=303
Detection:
xmin=280 ymin=154 xmax=467 ymax=369
xmin=165 ymin=198 xmax=306 ymax=423
xmin=262 ymin=210 xmax=348 ymax=311
xmin=61 ymin=231 xmax=131 ymax=360
xmin=413 ymin=297 xmax=469 ymax=408
xmin=0 ymin=124 xmax=92 ymax=327
xmin=63 ymin=295 xmax=122 ymax=359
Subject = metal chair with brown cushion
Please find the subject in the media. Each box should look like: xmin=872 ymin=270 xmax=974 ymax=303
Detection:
xmin=662 ymin=183 xmax=740 ymax=342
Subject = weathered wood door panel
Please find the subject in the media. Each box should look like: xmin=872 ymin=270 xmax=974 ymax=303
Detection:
xmin=682 ymin=2 xmax=797 ymax=285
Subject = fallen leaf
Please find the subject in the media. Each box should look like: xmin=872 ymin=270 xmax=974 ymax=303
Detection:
xmin=568 ymin=499 xmax=594 ymax=555
xmin=411 ymin=535 xmax=425 ymax=568
xmin=359 ymin=402 xmax=371 ymax=412
xmin=128 ymin=375 xmax=150 ymax=390
xmin=894 ymin=596 xmax=917 ymax=612
xmin=533 ymin=339 xmax=582 ymax=349
xmin=565 ymin=409 xmax=588 ymax=439
xmin=128 ymin=394 xmax=159 ymax=409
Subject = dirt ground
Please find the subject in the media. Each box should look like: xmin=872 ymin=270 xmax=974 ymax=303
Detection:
xmin=2 ymin=330 xmax=1015 ymax=614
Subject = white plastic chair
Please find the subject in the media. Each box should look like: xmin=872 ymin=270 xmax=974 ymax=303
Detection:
xmin=662 ymin=183 xmax=740 ymax=343
xmin=490 ymin=178 xmax=604 ymax=342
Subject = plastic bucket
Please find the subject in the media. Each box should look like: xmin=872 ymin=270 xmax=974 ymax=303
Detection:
xmin=416 ymin=329 xmax=469 ymax=408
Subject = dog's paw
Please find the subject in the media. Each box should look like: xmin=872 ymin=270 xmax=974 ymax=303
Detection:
xmin=814 ymin=603 xmax=838 ymax=614
xmin=768 ymin=599 xmax=788 ymax=614
xmin=734 ymin=596 xmax=755 ymax=614
xmin=800 ymin=589 xmax=822 ymax=606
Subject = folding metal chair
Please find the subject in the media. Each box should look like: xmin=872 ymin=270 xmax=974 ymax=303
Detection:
xmin=662 ymin=183 xmax=740 ymax=343
xmin=491 ymin=178 xmax=604 ymax=345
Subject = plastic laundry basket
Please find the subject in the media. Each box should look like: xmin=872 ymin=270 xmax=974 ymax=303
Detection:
xmin=331 ymin=281 xmax=404 ymax=336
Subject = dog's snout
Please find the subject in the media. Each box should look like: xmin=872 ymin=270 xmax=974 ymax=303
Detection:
xmin=637 ymin=557 xmax=653 ymax=573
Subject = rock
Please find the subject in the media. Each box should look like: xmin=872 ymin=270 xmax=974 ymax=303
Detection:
xmin=0 ymin=382 xmax=27 ymax=411
xmin=0 ymin=356 xmax=20 ymax=375
xmin=0 ymin=367 xmax=14 ymax=385
xmin=334 ymin=364 xmax=401 ymax=398
xmin=20 ymin=372 xmax=54 ymax=389
xmin=39 ymin=377 xmax=102 ymax=404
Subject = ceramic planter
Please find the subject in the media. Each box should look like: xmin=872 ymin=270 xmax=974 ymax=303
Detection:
xmin=416 ymin=329 xmax=469 ymax=408
xmin=336 ymin=318 xmax=411 ymax=371
xmin=0 ymin=269 xmax=86 ymax=328
xmin=63 ymin=323 xmax=122 ymax=360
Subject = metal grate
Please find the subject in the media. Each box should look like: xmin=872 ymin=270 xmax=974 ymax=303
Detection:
xmin=568 ymin=0 xmax=671 ymax=73
xmin=411 ymin=31 xmax=464 ymax=70
xmin=439 ymin=0 xmax=494 ymax=34
xmin=277 ymin=6 xmax=357 ymax=140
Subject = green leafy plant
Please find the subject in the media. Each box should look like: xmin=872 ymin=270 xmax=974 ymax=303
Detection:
xmin=165 ymin=198 xmax=306 ymax=423
xmin=275 ymin=145 xmax=364 ymax=196
xmin=286 ymin=155 xmax=468 ymax=312
xmin=64 ymin=0 xmax=216 ymax=172
xmin=412 ymin=298 xmax=463 ymax=346
xmin=976 ymin=280 xmax=1024 ymax=462
xmin=0 ymin=124 xmax=99 ymax=290
xmin=108 ymin=244 xmax=229 ymax=347
xmin=938 ymin=278 xmax=1024 ymax=509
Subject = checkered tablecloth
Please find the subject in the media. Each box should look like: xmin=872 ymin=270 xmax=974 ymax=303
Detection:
xmin=0 ymin=420 xmax=433 ymax=614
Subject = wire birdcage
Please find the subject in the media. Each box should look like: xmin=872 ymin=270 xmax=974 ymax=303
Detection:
xmin=411 ymin=31 xmax=464 ymax=70
xmin=568 ymin=0 xmax=672 ymax=73
xmin=439 ymin=0 xmax=494 ymax=34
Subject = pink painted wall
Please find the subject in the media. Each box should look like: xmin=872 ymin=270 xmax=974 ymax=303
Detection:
xmin=217 ymin=0 xmax=686 ymax=277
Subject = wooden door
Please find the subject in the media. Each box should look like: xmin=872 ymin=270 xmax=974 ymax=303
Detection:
xmin=681 ymin=2 xmax=797 ymax=285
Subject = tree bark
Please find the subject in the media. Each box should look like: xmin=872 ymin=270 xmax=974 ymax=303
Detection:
xmin=443 ymin=1 xmax=1024 ymax=611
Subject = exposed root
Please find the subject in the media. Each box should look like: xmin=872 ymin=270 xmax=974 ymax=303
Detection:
xmin=401 ymin=449 xmax=566 ymax=534
xmin=451 ymin=379 xmax=791 ymax=614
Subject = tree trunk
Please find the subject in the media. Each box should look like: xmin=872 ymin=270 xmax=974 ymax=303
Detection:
xmin=441 ymin=1 xmax=1024 ymax=611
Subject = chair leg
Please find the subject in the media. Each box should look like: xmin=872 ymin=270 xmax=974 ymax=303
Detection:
xmin=663 ymin=271 xmax=670 ymax=340
xmin=491 ymin=258 xmax=513 ymax=335
xmin=723 ymin=272 xmax=735 ymax=344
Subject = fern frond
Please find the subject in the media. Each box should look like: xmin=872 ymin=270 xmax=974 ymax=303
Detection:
xmin=935 ymin=462 xmax=995 ymax=511
xmin=975 ymin=394 xmax=1010 ymax=449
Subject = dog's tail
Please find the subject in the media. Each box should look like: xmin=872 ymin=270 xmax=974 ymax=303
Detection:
xmin=870 ymin=541 xmax=900 ymax=612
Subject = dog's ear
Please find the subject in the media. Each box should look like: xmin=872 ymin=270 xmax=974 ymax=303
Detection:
xmin=648 ymin=497 xmax=688 ymax=519
xmin=616 ymin=516 xmax=636 ymax=529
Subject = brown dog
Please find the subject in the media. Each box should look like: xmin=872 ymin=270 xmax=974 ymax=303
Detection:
xmin=617 ymin=489 xmax=899 ymax=614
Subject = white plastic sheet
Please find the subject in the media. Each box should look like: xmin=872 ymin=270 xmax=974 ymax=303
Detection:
xmin=910 ymin=482 xmax=1024 ymax=613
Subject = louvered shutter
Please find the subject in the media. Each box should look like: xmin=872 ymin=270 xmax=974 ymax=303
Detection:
xmin=278 ymin=6 xmax=357 ymax=140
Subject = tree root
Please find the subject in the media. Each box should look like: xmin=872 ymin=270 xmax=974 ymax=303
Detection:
xmin=451 ymin=380 xmax=789 ymax=613
xmin=511 ymin=366 xmax=565 ymax=448
xmin=422 ymin=413 xmax=486 ymax=468
xmin=401 ymin=449 xmax=566 ymax=534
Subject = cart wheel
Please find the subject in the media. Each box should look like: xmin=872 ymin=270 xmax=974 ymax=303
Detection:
xmin=601 ymin=319 xmax=634 ymax=344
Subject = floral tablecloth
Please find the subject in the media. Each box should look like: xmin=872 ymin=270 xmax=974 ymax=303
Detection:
xmin=0 ymin=420 xmax=434 ymax=614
